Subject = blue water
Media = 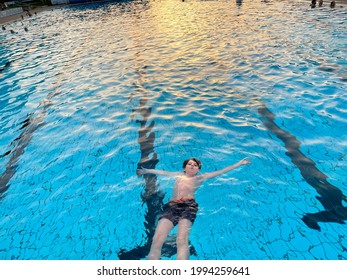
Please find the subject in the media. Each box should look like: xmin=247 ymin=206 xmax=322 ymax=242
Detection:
xmin=0 ymin=0 xmax=346 ymax=260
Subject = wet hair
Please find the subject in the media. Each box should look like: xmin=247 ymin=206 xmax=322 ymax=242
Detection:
xmin=183 ymin=158 xmax=202 ymax=170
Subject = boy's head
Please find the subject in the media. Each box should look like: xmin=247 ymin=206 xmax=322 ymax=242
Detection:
xmin=183 ymin=158 xmax=202 ymax=170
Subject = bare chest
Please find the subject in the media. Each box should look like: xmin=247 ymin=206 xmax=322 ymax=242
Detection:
xmin=174 ymin=176 xmax=200 ymax=191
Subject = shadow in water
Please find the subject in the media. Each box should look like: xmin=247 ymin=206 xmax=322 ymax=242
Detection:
xmin=0 ymin=61 xmax=11 ymax=73
xmin=0 ymin=92 xmax=59 ymax=198
xmin=0 ymin=113 xmax=44 ymax=196
xmin=117 ymin=90 xmax=196 ymax=260
xmin=258 ymin=102 xmax=347 ymax=231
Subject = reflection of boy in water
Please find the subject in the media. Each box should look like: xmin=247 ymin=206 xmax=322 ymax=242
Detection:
xmin=137 ymin=157 xmax=250 ymax=260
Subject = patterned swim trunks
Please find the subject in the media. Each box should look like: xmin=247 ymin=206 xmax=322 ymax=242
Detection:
xmin=159 ymin=199 xmax=199 ymax=226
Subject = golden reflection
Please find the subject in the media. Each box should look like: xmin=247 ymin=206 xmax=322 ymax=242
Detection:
xmin=120 ymin=0 xmax=293 ymax=97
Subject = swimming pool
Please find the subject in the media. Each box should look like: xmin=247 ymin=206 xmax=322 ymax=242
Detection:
xmin=0 ymin=0 xmax=346 ymax=260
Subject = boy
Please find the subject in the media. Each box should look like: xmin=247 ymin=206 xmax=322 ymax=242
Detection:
xmin=137 ymin=157 xmax=250 ymax=260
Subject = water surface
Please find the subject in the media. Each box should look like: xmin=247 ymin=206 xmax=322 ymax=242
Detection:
xmin=0 ymin=0 xmax=346 ymax=259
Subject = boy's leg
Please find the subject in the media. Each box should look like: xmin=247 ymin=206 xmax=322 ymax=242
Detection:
xmin=147 ymin=218 xmax=174 ymax=260
xmin=176 ymin=219 xmax=192 ymax=260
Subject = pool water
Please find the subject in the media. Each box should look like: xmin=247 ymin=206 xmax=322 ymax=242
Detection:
xmin=0 ymin=0 xmax=346 ymax=260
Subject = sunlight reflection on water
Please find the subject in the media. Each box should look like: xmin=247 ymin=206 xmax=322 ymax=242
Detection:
xmin=0 ymin=0 xmax=346 ymax=260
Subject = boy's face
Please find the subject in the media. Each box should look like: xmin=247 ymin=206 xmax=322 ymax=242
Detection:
xmin=184 ymin=160 xmax=200 ymax=176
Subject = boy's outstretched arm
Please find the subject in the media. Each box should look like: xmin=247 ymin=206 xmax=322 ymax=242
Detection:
xmin=200 ymin=158 xmax=250 ymax=181
xmin=137 ymin=167 xmax=181 ymax=177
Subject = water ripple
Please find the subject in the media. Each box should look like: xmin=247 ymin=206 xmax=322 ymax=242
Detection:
xmin=0 ymin=0 xmax=346 ymax=260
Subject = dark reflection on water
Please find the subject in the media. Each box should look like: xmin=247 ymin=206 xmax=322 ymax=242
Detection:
xmin=0 ymin=61 xmax=11 ymax=73
xmin=258 ymin=103 xmax=347 ymax=231
xmin=117 ymin=84 xmax=164 ymax=259
xmin=0 ymin=90 xmax=60 ymax=198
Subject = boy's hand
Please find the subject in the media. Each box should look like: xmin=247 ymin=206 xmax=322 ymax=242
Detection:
xmin=240 ymin=158 xmax=251 ymax=165
xmin=136 ymin=167 xmax=148 ymax=177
